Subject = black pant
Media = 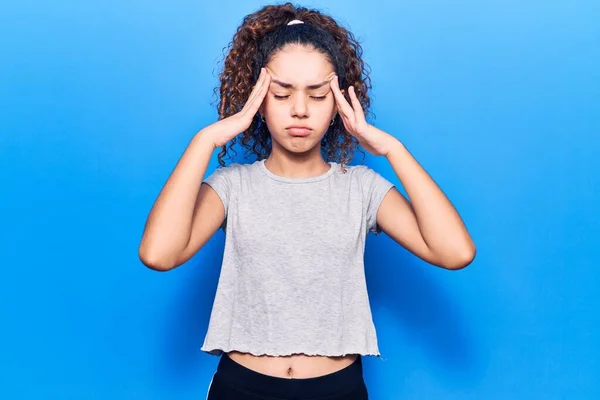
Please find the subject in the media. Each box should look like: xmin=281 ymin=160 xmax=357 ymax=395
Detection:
xmin=206 ymin=353 xmax=369 ymax=399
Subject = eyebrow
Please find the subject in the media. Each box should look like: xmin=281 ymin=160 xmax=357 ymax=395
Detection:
xmin=271 ymin=79 xmax=330 ymax=90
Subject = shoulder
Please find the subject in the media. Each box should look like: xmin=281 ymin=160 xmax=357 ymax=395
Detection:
xmin=338 ymin=163 xmax=384 ymax=181
xmin=206 ymin=162 xmax=254 ymax=179
xmin=211 ymin=162 xmax=247 ymax=172
xmin=338 ymin=163 xmax=395 ymax=198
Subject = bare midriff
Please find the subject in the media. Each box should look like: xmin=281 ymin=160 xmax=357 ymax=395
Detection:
xmin=227 ymin=351 xmax=359 ymax=379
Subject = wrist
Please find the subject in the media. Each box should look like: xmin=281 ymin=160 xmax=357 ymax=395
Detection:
xmin=384 ymin=137 xmax=405 ymax=159
xmin=194 ymin=128 xmax=220 ymax=151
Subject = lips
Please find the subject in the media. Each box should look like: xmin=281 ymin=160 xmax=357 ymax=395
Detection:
xmin=287 ymin=127 xmax=311 ymax=137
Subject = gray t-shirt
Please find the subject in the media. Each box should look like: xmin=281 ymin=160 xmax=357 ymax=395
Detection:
xmin=200 ymin=159 xmax=394 ymax=358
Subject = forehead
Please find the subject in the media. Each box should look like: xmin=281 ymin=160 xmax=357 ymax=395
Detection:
xmin=267 ymin=44 xmax=335 ymax=84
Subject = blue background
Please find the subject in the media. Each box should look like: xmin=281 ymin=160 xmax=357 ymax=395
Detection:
xmin=1 ymin=0 xmax=598 ymax=398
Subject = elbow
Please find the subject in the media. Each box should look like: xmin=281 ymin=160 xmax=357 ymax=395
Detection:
xmin=440 ymin=244 xmax=477 ymax=271
xmin=138 ymin=245 xmax=177 ymax=272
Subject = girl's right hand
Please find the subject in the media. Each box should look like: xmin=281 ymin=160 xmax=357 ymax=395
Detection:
xmin=205 ymin=67 xmax=271 ymax=148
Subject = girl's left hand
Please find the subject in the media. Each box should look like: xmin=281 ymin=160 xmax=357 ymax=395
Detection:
xmin=330 ymin=75 xmax=398 ymax=157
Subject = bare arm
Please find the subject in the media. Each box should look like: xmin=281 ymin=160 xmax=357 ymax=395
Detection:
xmin=329 ymin=76 xmax=475 ymax=270
xmin=139 ymin=67 xmax=272 ymax=271
xmin=138 ymin=132 xmax=221 ymax=271
xmin=377 ymin=139 xmax=476 ymax=270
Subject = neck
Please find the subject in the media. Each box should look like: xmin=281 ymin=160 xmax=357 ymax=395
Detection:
xmin=265 ymin=143 xmax=330 ymax=179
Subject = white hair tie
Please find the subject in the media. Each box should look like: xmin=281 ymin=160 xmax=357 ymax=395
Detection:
xmin=287 ymin=19 xmax=304 ymax=25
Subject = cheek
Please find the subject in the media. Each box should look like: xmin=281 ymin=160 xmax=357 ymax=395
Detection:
xmin=263 ymin=97 xmax=285 ymax=119
xmin=315 ymin=100 xmax=336 ymax=123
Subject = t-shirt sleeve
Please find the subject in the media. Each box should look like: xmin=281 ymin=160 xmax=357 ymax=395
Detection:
xmin=358 ymin=165 xmax=395 ymax=235
xmin=202 ymin=165 xmax=235 ymax=230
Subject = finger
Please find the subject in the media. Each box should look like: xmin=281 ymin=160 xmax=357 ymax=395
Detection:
xmin=245 ymin=70 xmax=271 ymax=115
xmin=242 ymin=69 xmax=268 ymax=114
xmin=330 ymin=76 xmax=355 ymax=122
xmin=349 ymin=86 xmax=366 ymax=122
xmin=333 ymin=82 xmax=354 ymax=131
xmin=254 ymin=70 xmax=271 ymax=104
xmin=243 ymin=68 xmax=266 ymax=109
xmin=330 ymin=85 xmax=354 ymax=134
xmin=255 ymin=71 xmax=271 ymax=107
xmin=329 ymin=75 xmax=344 ymax=106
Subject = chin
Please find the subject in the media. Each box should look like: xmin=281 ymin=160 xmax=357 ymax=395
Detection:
xmin=270 ymin=132 xmax=323 ymax=153
xmin=286 ymin=136 xmax=325 ymax=153
xmin=282 ymin=143 xmax=317 ymax=154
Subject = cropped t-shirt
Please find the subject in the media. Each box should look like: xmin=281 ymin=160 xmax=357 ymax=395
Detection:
xmin=200 ymin=159 xmax=395 ymax=357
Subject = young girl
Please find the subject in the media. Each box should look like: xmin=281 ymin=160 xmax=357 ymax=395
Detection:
xmin=139 ymin=3 xmax=476 ymax=399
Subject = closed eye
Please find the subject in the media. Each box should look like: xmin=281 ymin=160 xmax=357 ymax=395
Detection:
xmin=273 ymin=94 xmax=328 ymax=101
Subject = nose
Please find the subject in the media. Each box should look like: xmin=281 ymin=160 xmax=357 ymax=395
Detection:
xmin=291 ymin=94 xmax=309 ymax=118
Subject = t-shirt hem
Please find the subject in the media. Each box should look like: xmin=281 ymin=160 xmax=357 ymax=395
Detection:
xmin=200 ymin=345 xmax=381 ymax=358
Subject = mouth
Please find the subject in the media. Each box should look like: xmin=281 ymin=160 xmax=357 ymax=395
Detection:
xmin=287 ymin=127 xmax=312 ymax=137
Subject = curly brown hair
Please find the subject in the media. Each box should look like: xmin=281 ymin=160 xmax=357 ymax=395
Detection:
xmin=214 ymin=2 xmax=372 ymax=167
